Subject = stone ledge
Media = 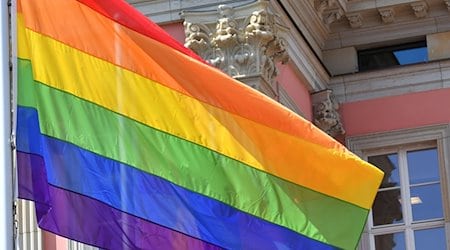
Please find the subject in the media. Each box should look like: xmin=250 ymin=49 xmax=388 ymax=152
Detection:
xmin=330 ymin=59 xmax=450 ymax=102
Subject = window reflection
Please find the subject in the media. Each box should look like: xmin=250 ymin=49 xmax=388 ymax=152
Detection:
xmin=393 ymin=47 xmax=428 ymax=65
xmin=411 ymin=184 xmax=443 ymax=221
xmin=369 ymin=154 xmax=400 ymax=188
xmin=407 ymin=148 xmax=439 ymax=184
xmin=372 ymin=189 xmax=403 ymax=226
xmin=369 ymin=154 xmax=403 ymax=226
xmin=375 ymin=232 xmax=405 ymax=250
xmin=414 ymin=227 xmax=446 ymax=250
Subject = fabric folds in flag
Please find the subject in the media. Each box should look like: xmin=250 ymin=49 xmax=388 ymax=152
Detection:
xmin=16 ymin=0 xmax=383 ymax=249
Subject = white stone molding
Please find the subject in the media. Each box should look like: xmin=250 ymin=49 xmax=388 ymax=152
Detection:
xmin=274 ymin=0 xmax=330 ymax=90
xmin=329 ymin=60 xmax=450 ymax=103
xmin=346 ymin=12 xmax=363 ymax=28
xmin=17 ymin=200 xmax=42 ymax=250
xmin=411 ymin=1 xmax=428 ymax=18
xmin=68 ymin=240 xmax=99 ymax=250
xmin=130 ymin=0 xmax=255 ymax=23
xmin=324 ymin=17 xmax=441 ymax=50
xmin=346 ymin=124 xmax=450 ymax=159
xmin=311 ymin=89 xmax=345 ymax=137
xmin=378 ymin=7 xmax=396 ymax=24
xmin=183 ymin=2 xmax=289 ymax=97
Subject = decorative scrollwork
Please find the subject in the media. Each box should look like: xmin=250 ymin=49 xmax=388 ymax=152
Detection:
xmin=312 ymin=90 xmax=345 ymax=137
xmin=183 ymin=4 xmax=289 ymax=86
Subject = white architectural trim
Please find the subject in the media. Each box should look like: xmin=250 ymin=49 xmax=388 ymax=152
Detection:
xmin=277 ymin=0 xmax=329 ymax=53
xmin=17 ymin=200 xmax=42 ymax=250
xmin=270 ymin=1 xmax=329 ymax=91
xmin=68 ymin=240 xmax=98 ymax=250
xmin=130 ymin=0 xmax=256 ymax=24
xmin=330 ymin=59 xmax=450 ymax=103
xmin=347 ymin=123 xmax=450 ymax=155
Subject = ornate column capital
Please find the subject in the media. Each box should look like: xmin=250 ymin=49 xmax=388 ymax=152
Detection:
xmin=312 ymin=90 xmax=345 ymax=137
xmin=182 ymin=2 xmax=289 ymax=98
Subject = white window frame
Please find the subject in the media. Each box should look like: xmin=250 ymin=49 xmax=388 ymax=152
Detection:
xmin=346 ymin=124 xmax=450 ymax=250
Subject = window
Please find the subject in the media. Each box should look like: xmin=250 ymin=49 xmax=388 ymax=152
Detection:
xmin=346 ymin=125 xmax=450 ymax=250
xmin=358 ymin=41 xmax=428 ymax=72
xmin=366 ymin=143 xmax=446 ymax=250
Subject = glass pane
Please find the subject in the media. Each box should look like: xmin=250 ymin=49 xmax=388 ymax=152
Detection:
xmin=369 ymin=154 xmax=400 ymax=188
xmin=411 ymin=184 xmax=443 ymax=221
xmin=407 ymin=148 xmax=439 ymax=184
xmin=372 ymin=189 xmax=403 ymax=226
xmin=414 ymin=227 xmax=446 ymax=250
xmin=375 ymin=232 xmax=405 ymax=250
xmin=393 ymin=47 xmax=428 ymax=65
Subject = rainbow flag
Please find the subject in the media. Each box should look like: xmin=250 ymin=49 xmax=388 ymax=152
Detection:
xmin=16 ymin=0 xmax=383 ymax=249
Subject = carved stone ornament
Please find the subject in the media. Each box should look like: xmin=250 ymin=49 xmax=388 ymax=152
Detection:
xmin=183 ymin=3 xmax=289 ymax=92
xmin=323 ymin=8 xmax=344 ymax=25
xmin=313 ymin=0 xmax=345 ymax=26
xmin=346 ymin=13 xmax=363 ymax=28
xmin=444 ymin=0 xmax=450 ymax=11
xmin=378 ymin=7 xmax=395 ymax=23
xmin=312 ymin=90 xmax=345 ymax=137
xmin=314 ymin=0 xmax=332 ymax=15
xmin=411 ymin=1 xmax=428 ymax=18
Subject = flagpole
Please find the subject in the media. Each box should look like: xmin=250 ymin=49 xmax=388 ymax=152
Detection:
xmin=0 ymin=0 xmax=13 ymax=249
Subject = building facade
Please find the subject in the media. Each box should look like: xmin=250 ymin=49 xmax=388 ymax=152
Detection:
xmin=18 ymin=0 xmax=450 ymax=249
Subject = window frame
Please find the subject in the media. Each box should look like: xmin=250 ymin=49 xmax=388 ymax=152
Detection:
xmin=346 ymin=124 xmax=450 ymax=250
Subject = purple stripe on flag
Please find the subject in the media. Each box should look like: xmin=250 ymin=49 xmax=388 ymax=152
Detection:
xmin=17 ymin=151 xmax=222 ymax=250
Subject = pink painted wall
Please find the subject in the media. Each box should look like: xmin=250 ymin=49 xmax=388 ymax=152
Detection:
xmin=43 ymin=231 xmax=68 ymax=250
xmin=277 ymin=62 xmax=313 ymax=120
xmin=160 ymin=22 xmax=186 ymax=45
xmin=342 ymin=88 xmax=450 ymax=137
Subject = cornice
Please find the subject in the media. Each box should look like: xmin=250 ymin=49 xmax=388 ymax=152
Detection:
xmin=282 ymin=0 xmax=450 ymax=49
xmin=329 ymin=59 xmax=450 ymax=103
xmin=130 ymin=0 xmax=256 ymax=23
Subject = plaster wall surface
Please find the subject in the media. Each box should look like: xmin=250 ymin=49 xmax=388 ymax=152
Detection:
xmin=277 ymin=62 xmax=313 ymax=120
xmin=160 ymin=21 xmax=185 ymax=44
xmin=43 ymin=231 xmax=67 ymax=250
xmin=342 ymin=88 xmax=450 ymax=136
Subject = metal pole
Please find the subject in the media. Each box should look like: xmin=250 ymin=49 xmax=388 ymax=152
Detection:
xmin=0 ymin=0 xmax=13 ymax=249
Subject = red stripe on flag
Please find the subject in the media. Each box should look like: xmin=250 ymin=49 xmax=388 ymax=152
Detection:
xmin=77 ymin=0 xmax=205 ymax=63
